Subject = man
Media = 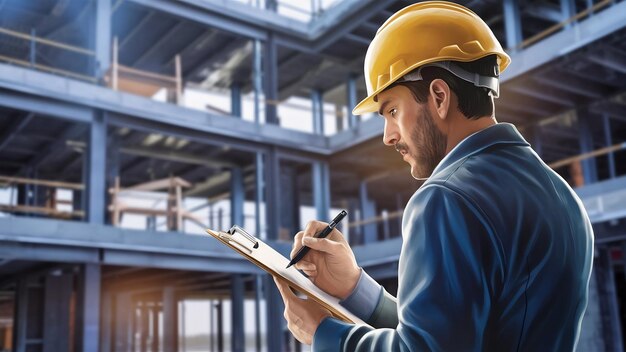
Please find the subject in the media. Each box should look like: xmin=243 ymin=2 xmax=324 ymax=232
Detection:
xmin=273 ymin=2 xmax=594 ymax=351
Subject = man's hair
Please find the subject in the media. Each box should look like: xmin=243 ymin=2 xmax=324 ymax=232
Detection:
xmin=389 ymin=55 xmax=499 ymax=119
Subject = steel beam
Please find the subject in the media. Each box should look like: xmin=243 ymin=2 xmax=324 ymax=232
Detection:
xmin=0 ymin=112 xmax=34 ymax=153
xmin=590 ymin=102 xmax=626 ymax=122
xmin=587 ymin=48 xmax=626 ymax=75
xmin=502 ymin=0 xmax=626 ymax=81
xmin=95 ymin=0 xmax=112 ymax=79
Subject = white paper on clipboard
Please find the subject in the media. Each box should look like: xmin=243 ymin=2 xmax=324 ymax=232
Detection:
xmin=206 ymin=225 xmax=370 ymax=327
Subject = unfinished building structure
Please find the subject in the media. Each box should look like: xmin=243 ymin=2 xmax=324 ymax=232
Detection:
xmin=0 ymin=0 xmax=625 ymax=350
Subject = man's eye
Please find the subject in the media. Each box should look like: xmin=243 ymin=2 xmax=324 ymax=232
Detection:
xmin=389 ymin=108 xmax=397 ymax=117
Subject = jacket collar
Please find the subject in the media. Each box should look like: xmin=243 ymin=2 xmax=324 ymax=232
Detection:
xmin=430 ymin=123 xmax=530 ymax=177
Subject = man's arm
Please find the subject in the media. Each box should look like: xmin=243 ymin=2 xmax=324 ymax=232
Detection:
xmin=312 ymin=184 xmax=504 ymax=351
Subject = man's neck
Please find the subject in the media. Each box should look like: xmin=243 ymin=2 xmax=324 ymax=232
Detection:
xmin=445 ymin=116 xmax=497 ymax=154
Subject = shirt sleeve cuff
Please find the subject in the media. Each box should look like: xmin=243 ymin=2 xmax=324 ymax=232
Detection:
xmin=339 ymin=269 xmax=381 ymax=321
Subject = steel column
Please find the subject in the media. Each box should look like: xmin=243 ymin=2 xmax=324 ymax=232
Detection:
xmin=264 ymin=275 xmax=284 ymax=352
xmin=577 ymin=111 xmax=598 ymax=184
xmin=43 ymin=273 xmax=73 ymax=352
xmin=231 ymin=275 xmax=245 ymax=352
xmin=313 ymin=161 xmax=330 ymax=221
xmin=13 ymin=279 xmax=28 ymax=352
xmin=100 ymin=292 xmax=112 ymax=352
xmin=87 ymin=111 xmax=107 ymax=224
xmin=232 ymin=83 xmax=242 ymax=118
xmin=503 ymin=0 xmax=523 ymax=50
xmin=216 ymin=300 xmax=224 ymax=352
xmin=114 ymin=293 xmax=131 ymax=351
xmin=162 ymin=287 xmax=178 ymax=351
xmin=253 ymin=40 xmax=263 ymax=124
xmin=231 ymin=167 xmax=245 ymax=227
xmin=311 ymin=90 xmax=324 ymax=135
xmin=346 ymin=74 xmax=359 ymax=128
xmin=265 ymin=149 xmax=280 ymax=240
xmin=95 ymin=0 xmax=112 ymax=79
xmin=255 ymin=153 xmax=264 ymax=239
xmin=263 ymin=33 xmax=279 ymax=125
xmin=359 ymin=181 xmax=377 ymax=243
xmin=595 ymin=246 xmax=624 ymax=351
xmin=602 ymin=114 xmax=616 ymax=179
xmin=75 ymin=264 xmax=101 ymax=352
xmin=560 ymin=0 xmax=577 ymax=28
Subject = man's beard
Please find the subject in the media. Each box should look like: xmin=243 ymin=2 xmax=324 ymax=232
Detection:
xmin=396 ymin=108 xmax=447 ymax=180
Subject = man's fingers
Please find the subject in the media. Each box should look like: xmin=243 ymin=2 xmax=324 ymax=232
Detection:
xmin=295 ymin=260 xmax=316 ymax=272
xmin=302 ymin=237 xmax=341 ymax=254
xmin=273 ymin=277 xmax=296 ymax=300
xmin=290 ymin=232 xmax=305 ymax=258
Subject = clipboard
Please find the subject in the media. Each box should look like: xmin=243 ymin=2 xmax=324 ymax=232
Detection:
xmin=206 ymin=225 xmax=369 ymax=326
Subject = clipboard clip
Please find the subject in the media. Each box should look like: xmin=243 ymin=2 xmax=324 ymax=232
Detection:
xmin=219 ymin=225 xmax=259 ymax=254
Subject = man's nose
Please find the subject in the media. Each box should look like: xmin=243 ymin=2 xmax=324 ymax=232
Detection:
xmin=383 ymin=119 xmax=399 ymax=146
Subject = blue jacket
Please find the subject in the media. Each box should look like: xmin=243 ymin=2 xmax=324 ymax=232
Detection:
xmin=313 ymin=123 xmax=594 ymax=351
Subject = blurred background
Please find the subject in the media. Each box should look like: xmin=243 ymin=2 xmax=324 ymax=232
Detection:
xmin=0 ymin=0 xmax=624 ymax=351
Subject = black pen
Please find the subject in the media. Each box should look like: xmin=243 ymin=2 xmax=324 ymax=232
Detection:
xmin=286 ymin=210 xmax=348 ymax=269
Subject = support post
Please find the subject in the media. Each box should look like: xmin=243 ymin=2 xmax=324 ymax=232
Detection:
xmin=43 ymin=273 xmax=73 ymax=352
xmin=95 ymin=0 xmax=112 ymax=80
xmin=264 ymin=275 xmax=283 ymax=352
xmin=13 ymin=279 xmax=27 ymax=352
xmin=30 ymin=29 xmax=36 ymax=66
xmin=231 ymin=275 xmax=245 ymax=352
xmin=75 ymin=264 xmax=101 ymax=352
xmin=595 ymin=247 xmax=624 ymax=351
xmin=253 ymin=40 xmax=263 ymax=124
xmin=359 ymin=181 xmax=377 ymax=243
xmin=503 ymin=0 xmax=523 ymax=51
xmin=175 ymin=54 xmax=183 ymax=105
xmin=162 ymin=287 xmax=178 ymax=352
xmin=602 ymin=114 xmax=616 ymax=179
xmin=100 ymin=292 xmax=112 ymax=352
xmin=577 ymin=111 xmax=598 ymax=184
xmin=265 ymin=149 xmax=280 ymax=240
xmin=312 ymin=162 xmax=330 ymax=221
xmin=255 ymin=153 xmax=264 ymax=239
xmin=114 ymin=293 xmax=131 ymax=351
xmin=231 ymin=167 xmax=244 ymax=227
xmin=346 ymin=74 xmax=359 ymax=128
xmin=263 ymin=33 xmax=279 ymax=125
xmin=231 ymin=83 xmax=242 ymax=118
xmin=151 ymin=305 xmax=159 ymax=352
xmin=561 ymin=0 xmax=577 ymax=28
xmin=87 ymin=111 xmax=107 ymax=224
xmin=311 ymin=90 xmax=324 ymax=135
xmin=216 ymin=300 xmax=224 ymax=352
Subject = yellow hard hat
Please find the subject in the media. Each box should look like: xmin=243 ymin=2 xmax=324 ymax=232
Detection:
xmin=353 ymin=1 xmax=511 ymax=115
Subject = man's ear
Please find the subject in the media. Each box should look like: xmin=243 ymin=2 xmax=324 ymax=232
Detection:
xmin=429 ymin=79 xmax=451 ymax=121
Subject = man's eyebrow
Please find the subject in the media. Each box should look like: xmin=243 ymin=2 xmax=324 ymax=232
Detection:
xmin=378 ymin=100 xmax=391 ymax=116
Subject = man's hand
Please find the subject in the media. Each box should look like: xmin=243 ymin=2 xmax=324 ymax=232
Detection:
xmin=274 ymin=277 xmax=331 ymax=345
xmin=291 ymin=221 xmax=361 ymax=300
